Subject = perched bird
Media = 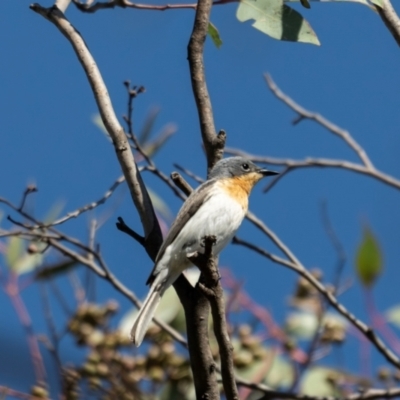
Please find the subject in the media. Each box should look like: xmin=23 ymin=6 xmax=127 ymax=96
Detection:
xmin=131 ymin=156 xmax=278 ymax=346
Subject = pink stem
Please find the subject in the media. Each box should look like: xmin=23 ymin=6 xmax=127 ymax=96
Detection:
xmin=5 ymin=273 xmax=47 ymax=383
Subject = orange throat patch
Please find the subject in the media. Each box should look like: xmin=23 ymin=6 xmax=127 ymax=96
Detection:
xmin=219 ymin=173 xmax=262 ymax=210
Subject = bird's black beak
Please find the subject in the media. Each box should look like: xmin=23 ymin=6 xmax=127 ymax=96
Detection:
xmin=259 ymin=168 xmax=279 ymax=177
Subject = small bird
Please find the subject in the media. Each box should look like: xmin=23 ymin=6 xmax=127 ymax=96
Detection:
xmin=131 ymin=156 xmax=278 ymax=346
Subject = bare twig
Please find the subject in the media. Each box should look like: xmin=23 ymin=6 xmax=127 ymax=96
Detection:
xmin=224 ymin=148 xmax=400 ymax=192
xmin=189 ymin=236 xmax=239 ymax=400
xmin=234 ymin=379 xmax=400 ymax=400
xmin=320 ymin=200 xmax=347 ymax=291
xmin=265 ymin=74 xmax=374 ymax=169
xmin=376 ymin=0 xmax=400 ymax=47
xmin=143 ymin=165 xmax=186 ymax=200
xmin=170 ymin=171 xmax=193 ymax=196
xmin=72 ymin=0 xmax=236 ymax=13
xmin=47 ymin=235 xmax=189 ymax=346
xmin=173 ymin=163 xmax=204 ymax=184
xmin=49 ymin=175 xmax=125 ymax=227
xmin=39 ymin=283 xmax=63 ymax=390
xmin=236 ymin=211 xmax=400 ymax=369
xmin=18 ymin=185 xmax=37 ymax=212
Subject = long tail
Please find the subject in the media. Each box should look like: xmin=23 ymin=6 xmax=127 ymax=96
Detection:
xmin=131 ymin=269 xmax=168 ymax=346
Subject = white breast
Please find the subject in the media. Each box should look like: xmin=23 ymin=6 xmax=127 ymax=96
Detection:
xmin=161 ymin=187 xmax=246 ymax=276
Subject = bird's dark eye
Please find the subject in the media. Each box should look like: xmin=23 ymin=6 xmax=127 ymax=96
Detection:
xmin=241 ymin=163 xmax=250 ymax=171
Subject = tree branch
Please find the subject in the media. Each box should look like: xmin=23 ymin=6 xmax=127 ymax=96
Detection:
xmin=30 ymin=4 xmax=162 ymax=260
xmin=189 ymin=236 xmax=239 ymax=400
xmin=376 ymin=0 xmax=400 ymax=47
xmin=187 ymin=0 xmax=225 ymax=171
xmin=235 ymin=211 xmax=400 ymax=370
xmin=265 ymin=74 xmax=374 ymax=169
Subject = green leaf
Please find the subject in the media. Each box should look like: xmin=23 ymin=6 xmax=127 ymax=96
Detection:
xmin=148 ymin=188 xmax=172 ymax=221
xmin=355 ymin=226 xmax=383 ymax=287
xmin=92 ymin=114 xmax=111 ymax=141
xmin=208 ymin=22 xmax=223 ymax=49
xmin=6 ymin=236 xmax=24 ymax=269
xmin=142 ymin=124 xmax=176 ymax=157
xmin=6 ymin=237 xmax=44 ymax=275
xmin=236 ymin=0 xmax=320 ymax=45
xmin=35 ymin=259 xmax=79 ymax=280
xmin=138 ymin=108 xmax=159 ymax=146
xmin=43 ymin=200 xmax=65 ymax=225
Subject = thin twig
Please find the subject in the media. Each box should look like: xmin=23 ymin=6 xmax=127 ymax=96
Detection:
xmin=264 ymin=74 xmax=374 ymax=169
xmin=173 ymin=163 xmax=204 ymax=184
xmin=48 ymin=175 xmax=125 ymax=227
xmin=237 ymin=211 xmax=400 ymax=369
xmin=18 ymin=185 xmax=38 ymax=212
xmin=224 ymin=148 xmax=400 ymax=192
xmin=320 ymin=200 xmax=347 ymax=291
xmin=39 ymin=283 xmax=64 ymax=390
xmin=234 ymin=379 xmax=400 ymax=400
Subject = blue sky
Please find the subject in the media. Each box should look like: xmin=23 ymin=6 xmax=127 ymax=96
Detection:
xmin=1 ymin=0 xmax=400 ymax=393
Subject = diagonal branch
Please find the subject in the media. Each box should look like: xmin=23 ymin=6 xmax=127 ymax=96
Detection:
xmin=236 ymin=211 xmax=400 ymax=370
xmin=48 ymin=175 xmax=126 ymax=227
xmin=376 ymin=0 xmax=400 ymax=47
xmin=265 ymin=74 xmax=374 ymax=169
xmin=30 ymin=4 xmax=162 ymax=260
xmin=224 ymin=149 xmax=400 ymax=192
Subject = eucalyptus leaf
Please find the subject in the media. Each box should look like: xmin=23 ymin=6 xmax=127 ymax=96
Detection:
xmin=236 ymin=0 xmax=320 ymax=45
xmin=148 ymin=188 xmax=172 ymax=221
xmin=139 ymin=108 xmax=159 ymax=145
xmin=208 ymin=22 xmax=223 ymax=49
xmin=35 ymin=259 xmax=79 ymax=280
xmin=355 ymin=226 xmax=383 ymax=287
xmin=6 ymin=237 xmax=44 ymax=275
xmin=92 ymin=114 xmax=111 ymax=141
xmin=43 ymin=200 xmax=65 ymax=225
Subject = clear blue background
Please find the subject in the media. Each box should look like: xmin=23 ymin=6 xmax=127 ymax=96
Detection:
xmin=1 ymin=0 xmax=400 ymax=393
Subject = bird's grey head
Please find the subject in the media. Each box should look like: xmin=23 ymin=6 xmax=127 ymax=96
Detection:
xmin=209 ymin=156 xmax=278 ymax=180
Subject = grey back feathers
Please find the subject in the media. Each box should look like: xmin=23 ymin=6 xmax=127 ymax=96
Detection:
xmin=209 ymin=156 xmax=261 ymax=179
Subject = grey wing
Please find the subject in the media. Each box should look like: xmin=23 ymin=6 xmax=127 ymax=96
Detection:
xmin=146 ymin=179 xmax=215 ymax=285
